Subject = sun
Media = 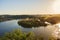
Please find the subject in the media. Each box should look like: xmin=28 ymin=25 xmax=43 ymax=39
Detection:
xmin=52 ymin=0 xmax=60 ymax=13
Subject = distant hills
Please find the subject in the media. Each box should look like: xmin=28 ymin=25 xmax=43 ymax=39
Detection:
xmin=0 ymin=14 xmax=60 ymax=22
xmin=0 ymin=15 xmax=36 ymax=22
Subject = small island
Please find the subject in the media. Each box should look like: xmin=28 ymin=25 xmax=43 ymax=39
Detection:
xmin=18 ymin=18 xmax=47 ymax=28
xmin=18 ymin=15 xmax=60 ymax=28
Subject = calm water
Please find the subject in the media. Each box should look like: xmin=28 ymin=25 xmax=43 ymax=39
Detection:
xmin=0 ymin=20 xmax=32 ymax=36
xmin=0 ymin=20 xmax=58 ymax=39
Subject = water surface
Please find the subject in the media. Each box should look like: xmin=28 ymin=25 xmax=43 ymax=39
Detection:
xmin=0 ymin=20 xmax=57 ymax=39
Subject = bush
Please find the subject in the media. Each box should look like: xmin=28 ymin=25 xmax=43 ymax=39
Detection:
xmin=0 ymin=29 xmax=57 ymax=40
xmin=0 ymin=29 xmax=35 ymax=40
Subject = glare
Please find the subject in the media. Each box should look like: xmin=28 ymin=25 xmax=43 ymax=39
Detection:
xmin=55 ymin=31 xmax=59 ymax=37
xmin=45 ymin=22 xmax=51 ymax=25
xmin=57 ymin=23 xmax=60 ymax=28
xmin=55 ymin=31 xmax=59 ymax=34
xmin=52 ymin=0 xmax=60 ymax=13
xmin=53 ymin=23 xmax=60 ymax=38
xmin=59 ymin=29 xmax=60 ymax=31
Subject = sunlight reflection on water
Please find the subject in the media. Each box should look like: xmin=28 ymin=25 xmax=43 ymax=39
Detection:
xmin=0 ymin=20 xmax=59 ymax=40
xmin=32 ymin=24 xmax=57 ymax=40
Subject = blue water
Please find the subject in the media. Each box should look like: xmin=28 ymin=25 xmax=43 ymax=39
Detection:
xmin=0 ymin=20 xmax=56 ymax=40
xmin=0 ymin=20 xmax=57 ymax=40
xmin=0 ymin=20 xmax=32 ymax=36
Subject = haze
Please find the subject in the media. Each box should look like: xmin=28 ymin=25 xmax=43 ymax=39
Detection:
xmin=0 ymin=0 xmax=60 ymax=15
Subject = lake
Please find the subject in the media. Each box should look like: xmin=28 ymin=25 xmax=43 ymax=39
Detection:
xmin=0 ymin=20 xmax=58 ymax=39
xmin=0 ymin=20 xmax=32 ymax=36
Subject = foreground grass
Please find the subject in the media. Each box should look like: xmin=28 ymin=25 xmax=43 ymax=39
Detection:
xmin=0 ymin=29 xmax=57 ymax=40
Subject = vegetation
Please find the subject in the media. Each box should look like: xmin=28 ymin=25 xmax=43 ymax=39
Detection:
xmin=0 ymin=29 xmax=57 ymax=40
xmin=0 ymin=29 xmax=35 ymax=40
xmin=0 ymin=15 xmax=35 ymax=22
xmin=18 ymin=18 xmax=47 ymax=28
xmin=0 ymin=15 xmax=60 ymax=40
xmin=46 ymin=16 xmax=60 ymax=24
xmin=18 ymin=15 xmax=60 ymax=28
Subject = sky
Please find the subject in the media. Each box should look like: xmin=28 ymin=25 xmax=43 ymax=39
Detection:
xmin=0 ymin=0 xmax=60 ymax=15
